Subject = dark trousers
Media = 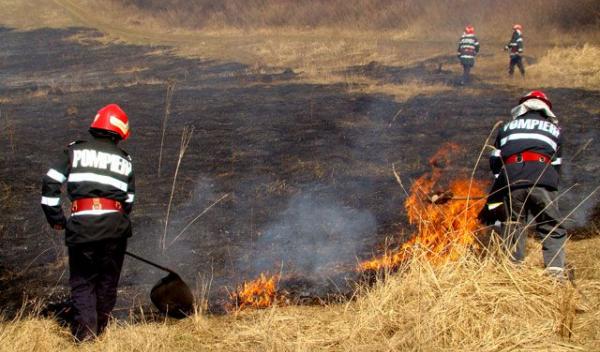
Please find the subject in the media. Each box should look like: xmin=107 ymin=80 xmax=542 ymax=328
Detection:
xmin=460 ymin=58 xmax=474 ymax=84
xmin=509 ymin=55 xmax=525 ymax=76
xmin=502 ymin=187 xmax=566 ymax=268
xmin=68 ymin=238 xmax=126 ymax=341
xmin=462 ymin=64 xmax=471 ymax=84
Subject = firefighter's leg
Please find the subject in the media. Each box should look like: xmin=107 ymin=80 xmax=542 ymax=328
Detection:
xmin=463 ymin=64 xmax=471 ymax=83
xmin=502 ymin=188 xmax=529 ymax=263
xmin=68 ymin=244 xmax=99 ymax=342
xmin=508 ymin=57 xmax=516 ymax=76
xmin=95 ymin=238 xmax=127 ymax=336
xmin=516 ymin=56 xmax=525 ymax=76
xmin=530 ymin=188 xmax=566 ymax=269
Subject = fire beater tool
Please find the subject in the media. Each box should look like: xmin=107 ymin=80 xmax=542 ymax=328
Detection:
xmin=125 ymin=251 xmax=194 ymax=318
xmin=427 ymin=190 xmax=487 ymax=205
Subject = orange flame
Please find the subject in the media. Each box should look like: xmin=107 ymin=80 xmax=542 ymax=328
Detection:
xmin=360 ymin=143 xmax=488 ymax=271
xmin=232 ymin=273 xmax=281 ymax=310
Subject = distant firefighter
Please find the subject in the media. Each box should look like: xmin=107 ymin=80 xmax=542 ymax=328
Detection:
xmin=457 ymin=25 xmax=480 ymax=85
xmin=41 ymin=104 xmax=135 ymax=342
xmin=504 ymin=24 xmax=525 ymax=77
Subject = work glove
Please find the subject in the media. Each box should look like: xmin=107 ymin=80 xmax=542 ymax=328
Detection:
xmin=477 ymin=201 xmax=507 ymax=225
xmin=477 ymin=178 xmax=507 ymax=225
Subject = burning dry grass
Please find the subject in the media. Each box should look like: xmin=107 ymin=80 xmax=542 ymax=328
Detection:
xmin=2 ymin=240 xmax=599 ymax=351
xmin=232 ymin=273 xmax=280 ymax=310
xmin=361 ymin=143 xmax=489 ymax=272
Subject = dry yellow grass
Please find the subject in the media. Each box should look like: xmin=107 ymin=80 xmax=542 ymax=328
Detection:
xmin=527 ymin=44 xmax=600 ymax=89
xmin=2 ymin=237 xmax=599 ymax=351
xmin=0 ymin=0 xmax=75 ymax=29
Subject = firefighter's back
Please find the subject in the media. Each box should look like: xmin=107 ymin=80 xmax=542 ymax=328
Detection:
xmin=65 ymin=137 xmax=134 ymax=244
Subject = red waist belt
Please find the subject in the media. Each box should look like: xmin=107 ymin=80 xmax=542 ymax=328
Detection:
xmin=72 ymin=198 xmax=123 ymax=213
xmin=504 ymin=151 xmax=551 ymax=165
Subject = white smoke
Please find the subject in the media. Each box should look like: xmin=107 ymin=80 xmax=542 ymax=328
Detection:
xmin=239 ymin=185 xmax=377 ymax=278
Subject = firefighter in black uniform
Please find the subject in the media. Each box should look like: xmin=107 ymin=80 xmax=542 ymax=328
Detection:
xmin=41 ymin=104 xmax=135 ymax=341
xmin=504 ymin=24 xmax=525 ymax=77
xmin=488 ymin=91 xmax=566 ymax=278
xmin=457 ymin=25 xmax=480 ymax=85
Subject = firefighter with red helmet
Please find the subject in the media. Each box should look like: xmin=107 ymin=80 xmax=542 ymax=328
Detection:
xmin=41 ymin=104 xmax=135 ymax=341
xmin=504 ymin=24 xmax=525 ymax=76
xmin=487 ymin=91 xmax=567 ymax=278
xmin=457 ymin=25 xmax=480 ymax=85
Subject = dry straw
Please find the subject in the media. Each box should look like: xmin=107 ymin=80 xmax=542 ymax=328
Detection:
xmin=2 ymin=238 xmax=598 ymax=351
xmin=157 ymin=81 xmax=176 ymax=177
xmin=161 ymin=126 xmax=194 ymax=252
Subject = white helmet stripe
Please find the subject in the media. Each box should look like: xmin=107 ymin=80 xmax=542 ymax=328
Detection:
xmin=109 ymin=115 xmax=129 ymax=135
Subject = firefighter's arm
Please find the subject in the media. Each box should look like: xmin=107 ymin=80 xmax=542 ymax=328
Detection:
xmin=489 ymin=132 xmax=503 ymax=178
xmin=41 ymin=149 xmax=69 ymax=229
xmin=552 ymin=132 xmax=563 ymax=174
xmin=124 ymin=166 xmax=135 ymax=215
xmin=475 ymin=37 xmax=480 ymax=54
xmin=504 ymin=37 xmax=512 ymax=51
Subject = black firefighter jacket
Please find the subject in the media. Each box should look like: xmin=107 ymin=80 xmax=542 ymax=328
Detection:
xmin=489 ymin=110 xmax=563 ymax=193
xmin=506 ymin=31 xmax=524 ymax=57
xmin=457 ymin=33 xmax=480 ymax=64
xmin=41 ymin=136 xmax=135 ymax=245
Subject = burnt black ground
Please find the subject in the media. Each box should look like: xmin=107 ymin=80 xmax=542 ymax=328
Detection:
xmin=0 ymin=27 xmax=598 ymax=316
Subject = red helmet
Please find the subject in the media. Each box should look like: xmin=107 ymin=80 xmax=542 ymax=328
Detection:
xmin=90 ymin=104 xmax=130 ymax=140
xmin=513 ymin=24 xmax=522 ymax=31
xmin=519 ymin=90 xmax=552 ymax=109
xmin=464 ymin=25 xmax=475 ymax=34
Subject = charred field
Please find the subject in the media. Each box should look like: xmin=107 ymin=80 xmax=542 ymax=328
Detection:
xmin=1 ymin=24 xmax=599 ymax=320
